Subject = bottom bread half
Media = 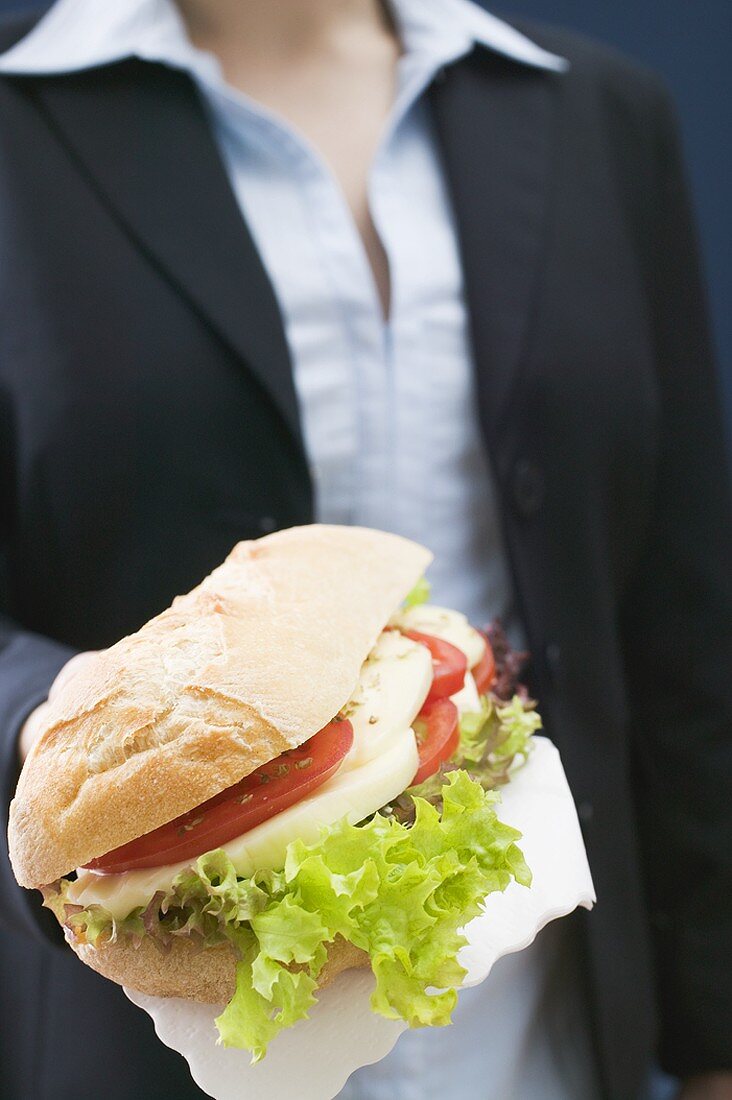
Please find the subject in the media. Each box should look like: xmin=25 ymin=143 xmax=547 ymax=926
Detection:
xmin=72 ymin=931 xmax=370 ymax=1004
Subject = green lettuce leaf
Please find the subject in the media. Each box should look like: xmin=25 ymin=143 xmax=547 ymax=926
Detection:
xmin=45 ymin=882 xmax=147 ymax=945
xmin=403 ymin=577 xmax=431 ymax=608
xmin=46 ymin=770 xmax=529 ymax=1062
xmin=459 ymin=693 xmax=541 ymax=777
xmin=216 ymin=927 xmax=320 ymax=1061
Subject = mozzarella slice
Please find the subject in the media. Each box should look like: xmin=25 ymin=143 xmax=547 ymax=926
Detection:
xmin=219 ymin=727 xmax=417 ymax=875
xmin=450 ymin=671 xmax=482 ymax=715
xmin=68 ymin=860 xmax=190 ymax=922
xmin=390 ymin=604 xmax=486 ymax=668
xmin=68 ymin=727 xmax=419 ymax=920
xmin=342 ymin=630 xmax=432 ymax=770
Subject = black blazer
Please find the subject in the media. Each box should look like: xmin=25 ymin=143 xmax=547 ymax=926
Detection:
xmin=1 ymin=11 xmax=730 ymax=1100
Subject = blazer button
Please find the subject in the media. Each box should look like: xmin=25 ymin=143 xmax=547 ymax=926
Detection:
xmin=578 ymin=801 xmax=594 ymax=823
xmin=545 ymin=642 xmax=562 ymax=682
xmin=258 ymin=515 xmax=277 ymax=533
xmin=512 ymin=460 xmax=544 ymax=517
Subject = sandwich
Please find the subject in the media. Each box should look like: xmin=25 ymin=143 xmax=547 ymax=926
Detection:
xmin=8 ymin=525 xmax=541 ymax=1061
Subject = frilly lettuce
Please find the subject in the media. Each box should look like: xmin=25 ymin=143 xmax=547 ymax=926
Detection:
xmin=47 ymin=770 xmax=530 ymax=1062
xmin=458 ymin=694 xmax=540 ymax=778
xmin=391 ymin=693 xmax=541 ymax=821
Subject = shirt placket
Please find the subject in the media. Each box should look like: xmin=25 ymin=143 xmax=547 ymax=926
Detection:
xmin=365 ymin=54 xmax=465 ymax=548
xmin=284 ymin=143 xmax=371 ymax=526
xmin=300 ymin=162 xmax=389 ymax=530
xmin=212 ymin=96 xmax=369 ymax=526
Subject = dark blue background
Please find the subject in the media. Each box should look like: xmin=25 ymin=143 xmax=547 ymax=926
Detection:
xmin=2 ymin=1 xmax=730 ymax=422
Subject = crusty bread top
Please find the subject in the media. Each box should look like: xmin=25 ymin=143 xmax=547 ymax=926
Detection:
xmin=9 ymin=525 xmax=431 ymax=888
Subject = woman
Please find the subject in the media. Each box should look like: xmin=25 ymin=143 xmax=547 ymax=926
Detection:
xmin=0 ymin=1 xmax=730 ymax=1098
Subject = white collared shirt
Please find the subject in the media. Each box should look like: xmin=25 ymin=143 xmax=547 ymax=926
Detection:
xmin=0 ymin=4 xmax=599 ymax=1098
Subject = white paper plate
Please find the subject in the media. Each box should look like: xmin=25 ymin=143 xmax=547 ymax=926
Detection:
xmin=126 ymin=737 xmax=595 ymax=1099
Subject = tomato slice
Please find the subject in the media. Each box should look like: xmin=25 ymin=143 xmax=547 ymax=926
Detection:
xmin=84 ymin=719 xmax=354 ymax=874
xmin=411 ymin=697 xmax=460 ymax=785
xmin=472 ymin=636 xmax=496 ymax=695
xmin=402 ymin=630 xmax=467 ymax=701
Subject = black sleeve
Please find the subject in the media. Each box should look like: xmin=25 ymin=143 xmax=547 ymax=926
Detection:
xmin=620 ymin=83 xmax=732 ymax=1078
xmin=0 ymin=618 xmax=76 ymax=942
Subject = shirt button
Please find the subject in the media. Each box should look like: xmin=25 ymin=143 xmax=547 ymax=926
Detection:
xmin=258 ymin=516 xmax=277 ymax=534
xmin=512 ymin=460 xmax=545 ymax=517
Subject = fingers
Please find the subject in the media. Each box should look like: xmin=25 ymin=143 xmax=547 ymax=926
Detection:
xmin=18 ymin=650 xmax=100 ymax=764
xmin=18 ymin=701 xmax=52 ymax=764
xmin=48 ymin=650 xmax=99 ymax=701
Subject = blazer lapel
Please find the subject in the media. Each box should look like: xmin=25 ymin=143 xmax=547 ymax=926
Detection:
xmin=430 ymin=50 xmax=561 ymax=462
xmin=26 ymin=53 xmax=559 ymax=463
xmin=29 ymin=60 xmax=303 ymax=445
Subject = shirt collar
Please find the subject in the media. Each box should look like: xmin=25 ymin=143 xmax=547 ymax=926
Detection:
xmin=0 ymin=0 xmax=567 ymax=77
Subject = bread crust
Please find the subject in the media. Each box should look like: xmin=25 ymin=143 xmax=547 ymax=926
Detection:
xmin=9 ymin=526 xmax=431 ymax=887
xmin=71 ymin=931 xmax=369 ymax=1004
